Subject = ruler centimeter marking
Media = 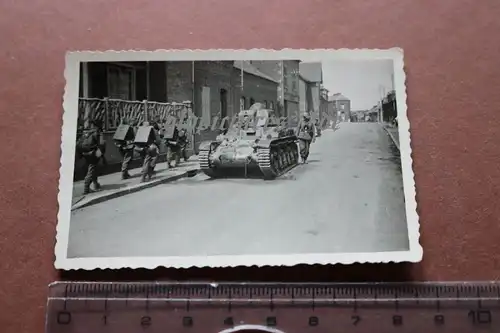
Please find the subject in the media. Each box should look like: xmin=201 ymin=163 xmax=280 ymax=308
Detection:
xmin=46 ymin=282 xmax=500 ymax=333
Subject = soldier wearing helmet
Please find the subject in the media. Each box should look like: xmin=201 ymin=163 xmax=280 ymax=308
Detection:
xmin=76 ymin=118 xmax=106 ymax=194
xmin=296 ymin=112 xmax=316 ymax=163
xmin=142 ymin=119 xmax=162 ymax=181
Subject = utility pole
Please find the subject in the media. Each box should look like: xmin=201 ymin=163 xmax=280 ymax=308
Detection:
xmin=379 ymin=85 xmax=386 ymax=124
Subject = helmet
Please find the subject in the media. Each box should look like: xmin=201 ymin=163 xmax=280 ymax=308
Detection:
xmin=147 ymin=144 xmax=158 ymax=157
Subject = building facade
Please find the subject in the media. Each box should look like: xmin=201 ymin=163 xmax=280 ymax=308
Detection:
xmin=75 ymin=61 xmax=278 ymax=180
xmin=233 ymin=61 xmax=279 ymax=112
xmin=319 ymin=86 xmax=332 ymax=125
xmin=298 ymin=75 xmax=312 ymax=115
xmin=381 ymin=90 xmax=397 ymax=123
xmin=79 ymin=61 xmax=168 ymax=103
xmin=329 ymin=93 xmax=351 ymax=122
xmin=298 ymin=62 xmax=323 ymax=121
xmin=248 ymin=60 xmax=301 ymax=124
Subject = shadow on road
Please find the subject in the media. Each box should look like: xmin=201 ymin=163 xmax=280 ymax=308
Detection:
xmin=170 ymin=163 xmax=316 ymax=185
xmin=377 ymin=141 xmax=402 ymax=171
xmin=97 ymin=183 xmax=128 ymax=191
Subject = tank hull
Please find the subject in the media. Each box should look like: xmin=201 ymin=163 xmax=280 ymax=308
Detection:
xmin=198 ymin=136 xmax=299 ymax=180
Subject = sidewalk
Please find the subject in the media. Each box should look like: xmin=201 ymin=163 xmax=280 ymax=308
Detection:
xmin=72 ymin=156 xmax=200 ymax=211
xmin=382 ymin=124 xmax=400 ymax=151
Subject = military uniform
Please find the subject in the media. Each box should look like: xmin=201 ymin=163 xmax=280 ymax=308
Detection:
xmin=297 ymin=115 xmax=315 ymax=163
xmin=119 ymin=142 xmax=134 ymax=179
xmin=165 ymin=125 xmax=182 ymax=168
xmin=141 ymin=143 xmax=159 ymax=182
xmin=114 ymin=123 xmax=136 ymax=180
xmin=77 ymin=120 xmax=105 ymax=194
xmin=149 ymin=122 xmax=162 ymax=173
xmin=134 ymin=122 xmax=161 ymax=183
xmin=178 ymin=128 xmax=189 ymax=162
xmin=315 ymin=118 xmax=322 ymax=137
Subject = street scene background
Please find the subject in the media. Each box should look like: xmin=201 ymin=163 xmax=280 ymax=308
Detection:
xmin=68 ymin=58 xmax=407 ymax=258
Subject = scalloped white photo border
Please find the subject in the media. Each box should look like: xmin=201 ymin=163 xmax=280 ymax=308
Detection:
xmin=55 ymin=48 xmax=421 ymax=270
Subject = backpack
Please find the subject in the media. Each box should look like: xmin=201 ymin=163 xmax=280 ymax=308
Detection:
xmin=76 ymin=131 xmax=96 ymax=154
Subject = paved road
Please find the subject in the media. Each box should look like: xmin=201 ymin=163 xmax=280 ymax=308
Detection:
xmin=67 ymin=122 xmax=409 ymax=258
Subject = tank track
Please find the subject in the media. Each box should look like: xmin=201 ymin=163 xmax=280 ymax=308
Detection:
xmin=257 ymin=138 xmax=299 ymax=180
xmin=198 ymin=147 xmax=221 ymax=178
xmin=199 ymin=138 xmax=299 ymax=180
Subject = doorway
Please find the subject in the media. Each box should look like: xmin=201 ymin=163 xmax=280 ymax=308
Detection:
xmin=220 ymin=88 xmax=228 ymax=118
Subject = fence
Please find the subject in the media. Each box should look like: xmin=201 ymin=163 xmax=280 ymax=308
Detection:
xmin=73 ymin=98 xmax=196 ymax=180
xmin=78 ymin=98 xmax=193 ymax=132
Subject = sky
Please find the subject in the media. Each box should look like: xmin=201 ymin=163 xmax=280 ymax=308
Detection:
xmin=320 ymin=59 xmax=395 ymax=111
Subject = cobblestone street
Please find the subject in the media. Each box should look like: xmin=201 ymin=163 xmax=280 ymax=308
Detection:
xmin=67 ymin=122 xmax=409 ymax=258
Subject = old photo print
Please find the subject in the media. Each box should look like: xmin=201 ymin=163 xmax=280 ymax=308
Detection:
xmin=55 ymin=49 xmax=421 ymax=270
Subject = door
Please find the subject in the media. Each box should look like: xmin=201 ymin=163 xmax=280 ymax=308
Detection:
xmin=201 ymin=86 xmax=211 ymax=124
xmin=220 ymin=88 xmax=228 ymax=118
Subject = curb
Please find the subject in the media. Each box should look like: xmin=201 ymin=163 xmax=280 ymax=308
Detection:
xmin=381 ymin=125 xmax=400 ymax=151
xmin=71 ymin=168 xmax=200 ymax=211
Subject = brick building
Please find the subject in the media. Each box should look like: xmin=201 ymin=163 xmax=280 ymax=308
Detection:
xmin=298 ymin=62 xmax=323 ymax=121
xmin=247 ymin=60 xmax=301 ymax=123
xmin=329 ymin=93 xmax=351 ymax=122
xmin=233 ymin=61 xmax=279 ymax=112
xmin=153 ymin=60 xmax=278 ymax=144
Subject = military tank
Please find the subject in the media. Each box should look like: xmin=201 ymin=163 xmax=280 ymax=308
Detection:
xmin=198 ymin=103 xmax=299 ymax=180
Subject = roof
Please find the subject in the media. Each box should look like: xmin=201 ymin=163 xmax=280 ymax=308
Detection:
xmin=353 ymin=109 xmax=369 ymax=114
xmin=328 ymin=93 xmax=350 ymax=102
xmin=233 ymin=61 xmax=279 ymax=83
xmin=299 ymin=62 xmax=323 ymax=83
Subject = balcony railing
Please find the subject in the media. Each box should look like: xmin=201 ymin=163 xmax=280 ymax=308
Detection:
xmin=78 ymin=98 xmax=192 ymax=132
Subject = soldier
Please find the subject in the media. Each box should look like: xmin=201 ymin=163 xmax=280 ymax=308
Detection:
xmin=165 ymin=124 xmax=182 ymax=168
xmin=134 ymin=122 xmax=160 ymax=183
xmin=76 ymin=119 xmax=106 ymax=194
xmin=149 ymin=118 xmax=163 ymax=175
xmin=315 ymin=117 xmax=322 ymax=137
xmin=113 ymin=119 xmax=135 ymax=180
xmin=177 ymin=113 xmax=190 ymax=162
xmin=296 ymin=112 xmax=316 ymax=164
xmin=178 ymin=126 xmax=189 ymax=162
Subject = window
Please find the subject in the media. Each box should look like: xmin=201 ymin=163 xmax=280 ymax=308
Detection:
xmin=240 ymin=96 xmax=246 ymax=110
xmin=107 ymin=65 xmax=135 ymax=100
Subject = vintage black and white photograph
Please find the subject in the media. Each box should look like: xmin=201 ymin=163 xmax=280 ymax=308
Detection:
xmin=55 ymin=49 xmax=421 ymax=269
